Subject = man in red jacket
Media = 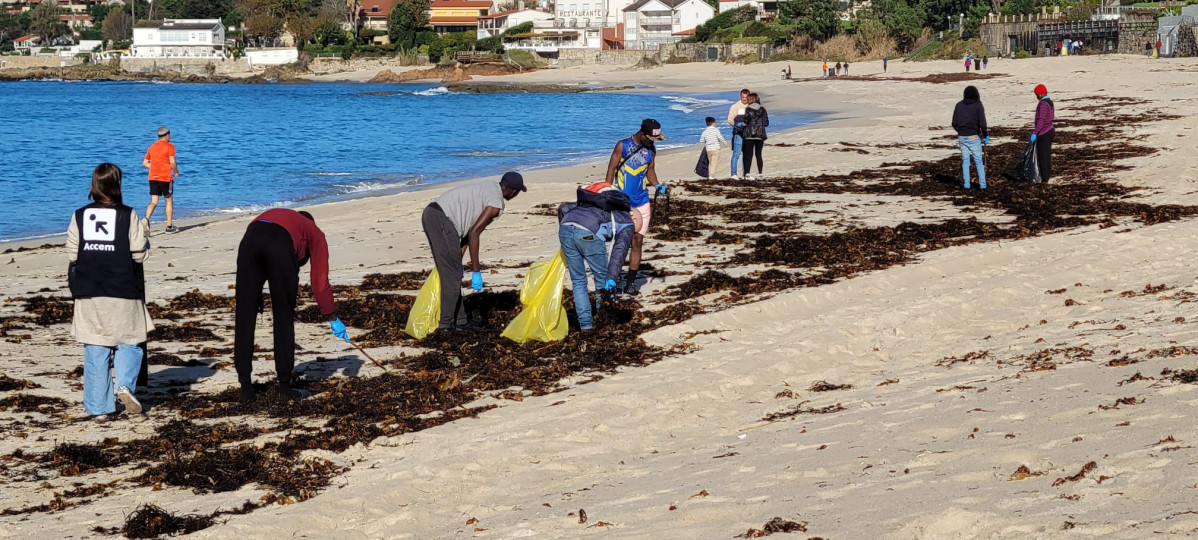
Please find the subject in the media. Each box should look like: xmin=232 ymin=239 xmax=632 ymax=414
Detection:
xmin=233 ymin=208 xmax=347 ymax=403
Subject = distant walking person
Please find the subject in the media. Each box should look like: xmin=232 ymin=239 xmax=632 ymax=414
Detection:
xmin=1030 ymin=84 xmax=1056 ymax=184
xmin=1155 ymin=39 xmax=1162 ymax=58
xmin=835 ymin=62 xmax=841 ymax=75
xmin=741 ymin=93 xmax=769 ymax=180
xmin=605 ymin=119 xmax=665 ymax=295
xmin=698 ymin=116 xmax=728 ymax=181
xmin=843 ymin=62 xmax=849 ymax=75
xmin=422 ymin=173 xmax=526 ymax=329
xmin=143 ymin=127 xmax=179 ymax=233
xmin=68 ymin=163 xmax=152 ymax=419
xmin=727 ymin=89 xmax=749 ymax=178
xmin=1145 ymin=41 xmax=1153 ymax=57
xmin=972 ymin=56 xmax=979 ymax=70
xmin=964 ymin=56 xmax=971 ymax=71
xmin=822 ymin=60 xmax=828 ymax=76
xmin=951 ymin=86 xmax=989 ymax=190
xmin=982 ymin=55 xmax=988 ymax=69
xmin=883 ymin=56 xmax=888 ymax=72
xmin=234 ymin=208 xmax=348 ymax=403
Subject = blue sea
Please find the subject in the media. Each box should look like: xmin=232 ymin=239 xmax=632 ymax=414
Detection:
xmin=0 ymin=81 xmax=819 ymax=241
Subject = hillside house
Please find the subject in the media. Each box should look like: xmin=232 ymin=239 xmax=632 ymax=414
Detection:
xmin=623 ymin=0 xmax=714 ymax=50
xmin=132 ymin=19 xmax=226 ymax=58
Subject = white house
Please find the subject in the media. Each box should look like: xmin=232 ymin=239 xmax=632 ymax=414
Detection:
xmin=132 ymin=19 xmax=226 ymax=58
xmin=718 ymin=0 xmax=782 ymax=20
xmin=623 ymin=0 xmax=714 ymax=50
xmin=476 ymin=8 xmax=555 ymax=39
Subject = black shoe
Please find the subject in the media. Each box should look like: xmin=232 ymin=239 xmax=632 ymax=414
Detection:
xmin=165 ymin=225 xmax=179 ymax=233
xmin=278 ymin=385 xmax=311 ymax=401
xmin=239 ymin=385 xmax=257 ymax=404
xmin=623 ymin=283 xmax=641 ymax=296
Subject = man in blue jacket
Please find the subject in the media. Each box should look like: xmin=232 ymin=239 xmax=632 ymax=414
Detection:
xmin=557 ymin=182 xmax=635 ymax=331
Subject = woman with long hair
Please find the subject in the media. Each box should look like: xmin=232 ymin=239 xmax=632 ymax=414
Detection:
xmin=741 ymin=93 xmax=769 ymax=180
xmin=67 ymin=163 xmax=153 ymax=420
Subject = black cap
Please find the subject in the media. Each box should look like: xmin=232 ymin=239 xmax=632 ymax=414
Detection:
xmin=500 ymin=171 xmax=526 ymax=192
xmin=640 ymin=119 xmax=665 ymax=141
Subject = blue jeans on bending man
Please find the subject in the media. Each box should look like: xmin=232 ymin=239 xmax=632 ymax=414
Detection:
xmin=959 ymin=135 xmax=986 ymax=189
xmin=558 ymin=225 xmax=609 ymax=330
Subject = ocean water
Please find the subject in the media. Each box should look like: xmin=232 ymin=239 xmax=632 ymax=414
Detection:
xmin=0 ymin=81 xmax=819 ymax=241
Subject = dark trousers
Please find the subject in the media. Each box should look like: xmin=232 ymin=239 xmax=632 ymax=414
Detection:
xmin=234 ymin=221 xmax=299 ymax=386
xmin=422 ymin=204 xmax=467 ymax=329
xmin=742 ymin=138 xmax=764 ymax=175
xmin=1036 ymin=129 xmax=1054 ymax=184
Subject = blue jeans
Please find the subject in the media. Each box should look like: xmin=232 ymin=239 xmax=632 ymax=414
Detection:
xmin=958 ymin=136 xmax=986 ymax=189
xmin=558 ymin=225 xmax=608 ymax=330
xmin=83 ymin=344 xmax=142 ymax=415
xmin=730 ymin=133 xmax=743 ymax=176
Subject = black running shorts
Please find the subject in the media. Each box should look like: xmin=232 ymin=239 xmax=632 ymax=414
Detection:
xmin=149 ymin=181 xmax=173 ymax=197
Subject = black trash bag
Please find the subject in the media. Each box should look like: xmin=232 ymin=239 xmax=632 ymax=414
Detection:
xmin=694 ymin=147 xmax=709 ymax=178
xmin=1014 ymin=140 xmax=1042 ymax=184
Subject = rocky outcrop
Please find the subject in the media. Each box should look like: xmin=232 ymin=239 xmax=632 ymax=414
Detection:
xmin=443 ymin=82 xmax=636 ymax=94
xmin=369 ymin=62 xmax=532 ymax=83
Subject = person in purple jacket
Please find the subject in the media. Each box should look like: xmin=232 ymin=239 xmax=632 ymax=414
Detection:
xmin=1030 ymin=84 xmax=1056 ymax=183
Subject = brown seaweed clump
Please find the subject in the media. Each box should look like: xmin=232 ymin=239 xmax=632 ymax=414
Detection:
xmin=21 ymin=296 xmax=73 ymax=325
xmin=0 ymin=374 xmax=40 ymax=391
xmin=736 ymin=517 xmax=810 ymax=537
xmin=147 ymin=322 xmax=222 ymax=343
xmin=119 ymin=504 xmax=215 ymax=538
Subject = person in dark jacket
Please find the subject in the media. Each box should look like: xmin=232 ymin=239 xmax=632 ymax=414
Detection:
xmin=234 ymin=208 xmax=348 ymax=403
xmin=557 ymin=182 xmax=635 ymax=331
xmin=951 ymin=85 xmax=989 ymax=190
xmin=1031 ymin=83 xmax=1055 ymax=183
xmin=741 ymin=93 xmax=769 ymax=180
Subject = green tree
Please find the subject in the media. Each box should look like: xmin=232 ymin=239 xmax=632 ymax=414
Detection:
xmin=388 ymin=0 xmax=430 ymax=50
xmin=777 ymin=0 xmax=841 ymax=40
xmin=694 ymin=5 xmax=755 ymax=42
xmin=1000 ymin=0 xmax=1034 ymax=15
xmin=871 ymin=0 xmax=924 ymax=47
xmin=30 ymin=0 xmax=69 ymax=43
xmin=102 ymin=6 xmax=132 ymax=43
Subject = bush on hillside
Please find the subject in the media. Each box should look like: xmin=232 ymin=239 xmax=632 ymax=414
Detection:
xmin=694 ymin=5 xmax=756 ymax=42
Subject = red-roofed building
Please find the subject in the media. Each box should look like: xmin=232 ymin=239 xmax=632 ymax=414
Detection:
xmin=14 ymin=34 xmax=40 ymax=54
xmin=361 ymin=0 xmax=400 ymax=34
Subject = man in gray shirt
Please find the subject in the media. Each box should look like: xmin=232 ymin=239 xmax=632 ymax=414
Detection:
xmin=421 ymin=172 xmax=526 ymax=331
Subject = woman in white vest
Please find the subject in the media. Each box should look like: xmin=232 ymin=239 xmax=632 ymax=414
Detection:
xmin=66 ymin=163 xmax=153 ymax=420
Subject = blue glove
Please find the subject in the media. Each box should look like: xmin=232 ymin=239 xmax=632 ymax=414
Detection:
xmin=604 ymin=279 xmax=617 ymax=291
xmin=1030 ymin=133 xmax=1037 ymax=142
xmin=329 ymin=318 xmax=349 ymax=343
xmin=655 ymin=183 xmax=668 ymax=195
xmin=982 ymin=136 xmax=990 ymax=146
xmin=471 ymin=271 xmax=484 ymax=292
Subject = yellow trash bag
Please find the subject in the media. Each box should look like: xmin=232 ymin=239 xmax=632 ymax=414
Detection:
xmin=501 ymin=250 xmax=569 ymax=344
xmin=404 ymin=268 xmax=441 ymax=339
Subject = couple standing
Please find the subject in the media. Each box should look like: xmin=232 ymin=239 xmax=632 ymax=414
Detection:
xmin=726 ymin=89 xmax=770 ymax=180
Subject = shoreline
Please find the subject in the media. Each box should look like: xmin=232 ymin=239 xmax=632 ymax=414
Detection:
xmin=0 ymin=73 xmax=844 ymax=248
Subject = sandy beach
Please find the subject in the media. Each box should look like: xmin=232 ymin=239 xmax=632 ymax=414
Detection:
xmin=3 ymin=55 xmax=1198 ymax=539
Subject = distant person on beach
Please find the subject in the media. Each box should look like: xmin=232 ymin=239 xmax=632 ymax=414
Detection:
xmin=422 ymin=172 xmax=525 ymax=329
xmin=952 ymin=85 xmax=989 ymax=190
xmin=1031 ymin=84 xmax=1056 ymax=184
xmin=234 ymin=208 xmax=348 ymax=403
xmin=972 ymin=56 xmax=979 ymax=70
xmin=67 ymin=163 xmax=151 ymax=420
xmin=822 ymin=60 xmax=828 ymax=76
xmin=143 ymin=127 xmax=179 ymax=233
xmin=1146 ymin=41 xmax=1153 ymax=57
xmin=964 ymin=56 xmax=971 ymax=71
xmin=605 ymin=119 xmax=665 ymax=295
xmin=557 ymin=182 xmax=634 ymax=331
xmin=727 ymin=89 xmax=749 ymax=178
xmin=843 ymin=61 xmax=849 ymax=75
xmin=1155 ymin=39 xmax=1162 ymax=58
xmin=699 ymin=116 xmax=728 ymax=181
xmin=983 ymin=55 xmax=988 ymax=69
xmin=741 ymin=93 xmax=769 ymax=180
xmin=835 ymin=62 xmax=841 ymax=75
xmin=883 ymin=56 xmax=888 ymax=72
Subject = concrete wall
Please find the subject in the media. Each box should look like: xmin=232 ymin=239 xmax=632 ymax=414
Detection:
xmin=119 ymin=57 xmax=252 ymax=76
xmin=0 ymin=56 xmax=84 ymax=70
xmin=307 ymin=56 xmax=431 ymax=75
xmin=246 ymin=47 xmax=299 ymax=66
xmin=661 ymin=42 xmax=775 ymax=62
xmin=557 ymin=48 xmax=656 ymax=66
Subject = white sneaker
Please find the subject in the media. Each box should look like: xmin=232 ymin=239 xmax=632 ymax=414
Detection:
xmin=116 ymin=386 xmax=143 ymax=415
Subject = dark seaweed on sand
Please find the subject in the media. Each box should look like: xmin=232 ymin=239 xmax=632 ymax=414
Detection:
xmin=0 ymin=393 xmax=69 ymax=414
xmin=0 ymin=374 xmax=40 ymax=391
xmin=119 ymin=504 xmax=215 ymax=538
xmin=736 ymin=516 xmax=810 ymax=537
xmin=147 ymin=322 xmax=222 ymax=343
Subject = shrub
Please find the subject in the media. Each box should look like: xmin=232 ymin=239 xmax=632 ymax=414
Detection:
xmin=742 ymin=21 xmax=768 ymax=37
xmin=1014 ymin=47 xmax=1032 ymax=59
xmin=302 ymin=43 xmax=324 ymax=56
xmin=733 ymin=36 xmax=772 ymax=44
xmin=695 ymin=5 xmax=756 ymax=42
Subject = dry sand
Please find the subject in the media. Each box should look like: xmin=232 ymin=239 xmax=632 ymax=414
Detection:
xmin=2 ymin=55 xmax=1198 ymax=539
